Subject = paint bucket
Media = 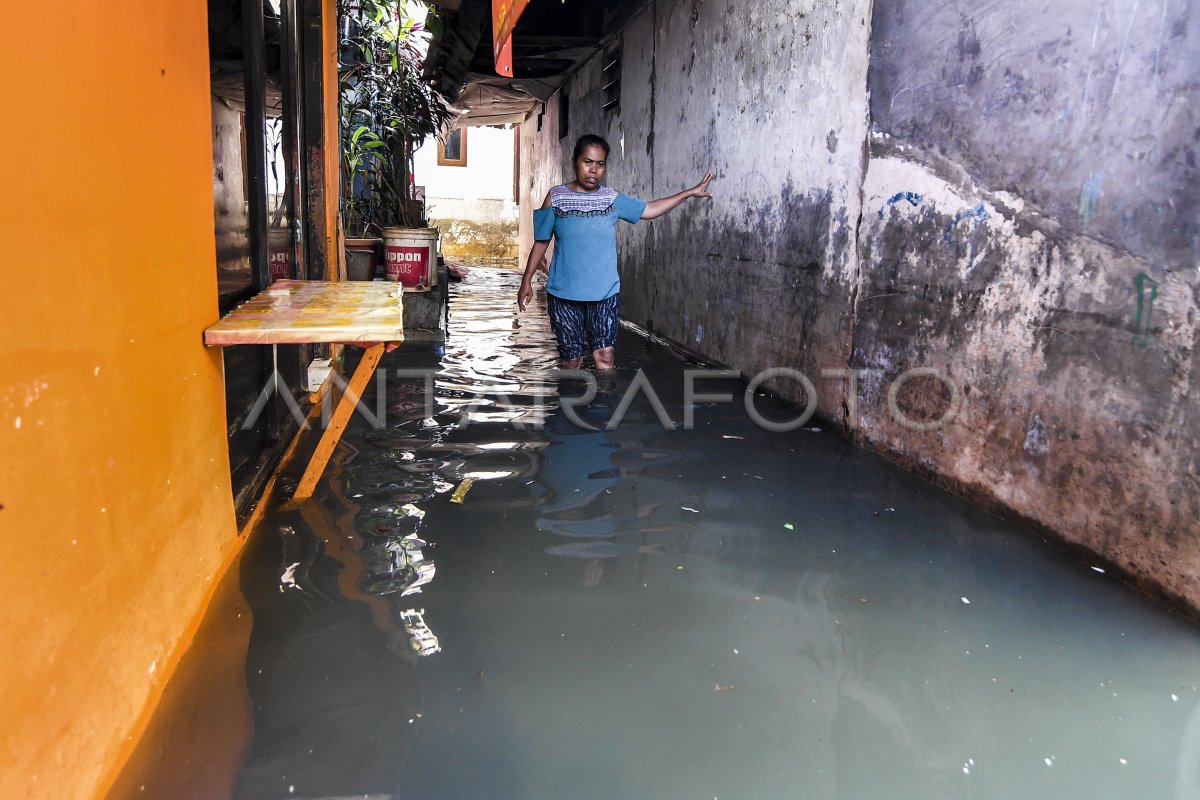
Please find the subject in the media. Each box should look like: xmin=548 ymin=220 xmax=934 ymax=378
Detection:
xmin=345 ymin=237 xmax=383 ymax=281
xmin=268 ymin=228 xmax=291 ymax=281
xmin=381 ymin=227 xmax=439 ymax=291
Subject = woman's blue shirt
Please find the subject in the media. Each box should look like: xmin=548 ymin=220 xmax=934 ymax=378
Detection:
xmin=532 ymin=184 xmax=646 ymax=301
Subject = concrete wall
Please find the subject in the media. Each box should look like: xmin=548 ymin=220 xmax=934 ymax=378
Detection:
xmin=416 ymin=125 xmax=519 ymax=258
xmin=521 ymin=0 xmax=1200 ymax=613
xmin=857 ymin=0 xmax=1199 ymax=613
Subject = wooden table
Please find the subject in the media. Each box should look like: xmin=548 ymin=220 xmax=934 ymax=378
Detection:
xmin=204 ymin=280 xmax=404 ymax=502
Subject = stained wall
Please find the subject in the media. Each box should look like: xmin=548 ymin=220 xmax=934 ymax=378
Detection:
xmin=521 ymin=0 xmax=1199 ymax=612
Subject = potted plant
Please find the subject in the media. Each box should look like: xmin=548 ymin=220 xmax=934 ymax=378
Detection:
xmin=341 ymin=122 xmax=386 ymax=280
xmin=339 ymin=0 xmax=452 ymax=283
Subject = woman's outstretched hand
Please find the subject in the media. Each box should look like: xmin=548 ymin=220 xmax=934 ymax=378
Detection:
xmin=641 ymin=170 xmax=716 ymax=220
xmin=689 ymin=170 xmax=714 ymax=199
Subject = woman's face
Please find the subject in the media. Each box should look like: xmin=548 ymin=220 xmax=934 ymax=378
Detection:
xmin=572 ymin=145 xmax=607 ymax=190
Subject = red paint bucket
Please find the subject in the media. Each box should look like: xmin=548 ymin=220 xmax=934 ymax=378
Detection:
xmin=268 ymin=228 xmax=291 ymax=281
xmin=381 ymin=227 xmax=439 ymax=291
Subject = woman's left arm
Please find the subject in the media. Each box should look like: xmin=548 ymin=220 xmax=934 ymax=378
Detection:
xmin=641 ymin=170 xmax=714 ymax=220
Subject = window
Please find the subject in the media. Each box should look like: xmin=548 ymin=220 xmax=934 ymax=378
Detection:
xmin=437 ymin=128 xmax=467 ymax=166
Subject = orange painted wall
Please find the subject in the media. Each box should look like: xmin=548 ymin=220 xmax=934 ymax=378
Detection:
xmin=0 ymin=3 xmax=238 ymax=798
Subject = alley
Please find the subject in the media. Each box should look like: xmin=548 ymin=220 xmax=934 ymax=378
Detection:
xmin=149 ymin=267 xmax=1200 ymax=800
xmin=7 ymin=1 xmax=1199 ymax=796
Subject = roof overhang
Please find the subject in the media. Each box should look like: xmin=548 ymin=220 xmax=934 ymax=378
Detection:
xmin=425 ymin=0 xmax=648 ymax=127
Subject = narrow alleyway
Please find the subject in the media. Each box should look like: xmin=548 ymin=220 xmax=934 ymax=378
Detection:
xmin=221 ymin=268 xmax=1198 ymax=799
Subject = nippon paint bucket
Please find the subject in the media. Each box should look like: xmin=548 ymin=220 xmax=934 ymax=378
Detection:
xmin=381 ymin=227 xmax=438 ymax=290
xmin=268 ymin=228 xmax=292 ymax=281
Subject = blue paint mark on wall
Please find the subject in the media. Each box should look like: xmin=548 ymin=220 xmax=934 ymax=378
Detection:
xmin=878 ymin=191 xmax=924 ymax=218
xmin=944 ymin=203 xmax=990 ymax=245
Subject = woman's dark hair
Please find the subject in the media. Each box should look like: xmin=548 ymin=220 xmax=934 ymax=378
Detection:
xmin=572 ymin=134 xmax=610 ymax=161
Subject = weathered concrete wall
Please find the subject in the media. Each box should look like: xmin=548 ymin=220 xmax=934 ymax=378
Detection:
xmin=856 ymin=0 xmax=1200 ymax=611
xmin=527 ymin=0 xmax=872 ymax=416
xmin=520 ymin=0 xmax=1200 ymax=613
xmin=432 ymin=218 xmax=519 ymax=259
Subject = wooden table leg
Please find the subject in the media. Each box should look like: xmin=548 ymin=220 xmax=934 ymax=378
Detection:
xmin=291 ymin=343 xmax=386 ymax=502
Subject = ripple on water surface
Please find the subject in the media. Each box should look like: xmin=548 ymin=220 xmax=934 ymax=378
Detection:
xmin=232 ymin=267 xmax=1200 ymax=800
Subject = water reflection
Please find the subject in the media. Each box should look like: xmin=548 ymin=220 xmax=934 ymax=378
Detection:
xmin=226 ymin=267 xmax=1200 ymax=800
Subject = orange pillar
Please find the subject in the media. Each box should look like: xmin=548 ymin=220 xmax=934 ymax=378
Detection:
xmin=0 ymin=2 xmax=238 ymax=798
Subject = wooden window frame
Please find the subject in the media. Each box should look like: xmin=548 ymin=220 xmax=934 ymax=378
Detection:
xmin=437 ymin=128 xmax=468 ymax=166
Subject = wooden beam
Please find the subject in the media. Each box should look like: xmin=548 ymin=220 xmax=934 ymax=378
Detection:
xmin=291 ymin=344 xmax=386 ymax=502
xmin=280 ymin=0 xmax=307 ymax=274
xmin=241 ymin=0 xmax=270 ymax=291
xmin=301 ymin=0 xmax=334 ymax=279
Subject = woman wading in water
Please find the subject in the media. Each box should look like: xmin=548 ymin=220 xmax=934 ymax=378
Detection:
xmin=517 ymin=134 xmax=713 ymax=370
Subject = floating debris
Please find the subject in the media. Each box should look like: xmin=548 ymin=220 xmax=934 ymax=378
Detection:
xmin=961 ymin=597 xmax=971 ymax=604
xmin=681 ymin=506 xmax=699 ymax=513
xmin=720 ymin=434 xmax=744 ymax=440
xmin=713 ymin=684 xmax=736 ymax=692
xmin=450 ymin=477 xmax=476 ymax=504
xmin=400 ymin=608 xmax=441 ymax=656
xmin=783 ymin=523 xmax=794 ymax=530
xmin=280 ymin=561 xmax=302 ymax=592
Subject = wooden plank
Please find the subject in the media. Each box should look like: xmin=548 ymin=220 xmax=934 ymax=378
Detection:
xmin=204 ymin=280 xmax=405 ymax=346
xmin=301 ymin=0 xmax=332 ymax=278
xmin=291 ymin=344 xmax=385 ymax=502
